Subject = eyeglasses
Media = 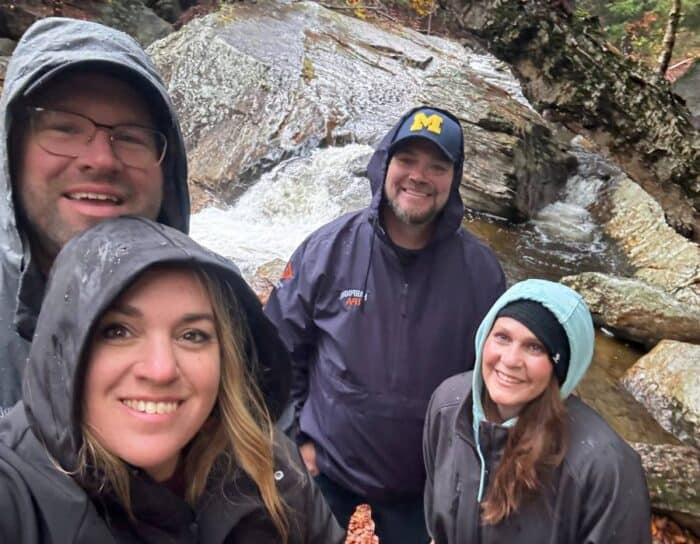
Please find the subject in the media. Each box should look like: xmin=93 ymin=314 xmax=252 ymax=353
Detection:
xmin=25 ymin=106 xmax=168 ymax=168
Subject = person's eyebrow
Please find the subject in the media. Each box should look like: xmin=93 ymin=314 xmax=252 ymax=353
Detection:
xmin=106 ymin=303 xmax=142 ymax=318
xmin=104 ymin=307 xmax=214 ymax=324
xmin=180 ymin=313 xmax=215 ymax=324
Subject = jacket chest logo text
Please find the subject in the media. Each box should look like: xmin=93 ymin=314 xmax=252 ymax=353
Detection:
xmin=409 ymin=113 xmax=443 ymax=134
xmin=339 ymin=289 xmax=367 ymax=309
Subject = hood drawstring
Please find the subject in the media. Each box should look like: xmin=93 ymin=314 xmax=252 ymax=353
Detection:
xmin=360 ymin=216 xmax=378 ymax=312
xmin=474 ymin=419 xmax=488 ymax=503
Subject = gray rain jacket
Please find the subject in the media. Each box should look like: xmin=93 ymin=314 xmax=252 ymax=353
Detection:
xmin=265 ymin=107 xmax=505 ymax=501
xmin=423 ymin=279 xmax=651 ymax=544
xmin=0 ymin=216 xmax=345 ymax=543
xmin=0 ymin=17 xmax=190 ymax=415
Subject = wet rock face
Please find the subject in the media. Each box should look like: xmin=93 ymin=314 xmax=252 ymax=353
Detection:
xmin=148 ymin=1 xmax=572 ymax=216
xmin=0 ymin=39 xmax=15 ymax=57
xmin=561 ymin=272 xmax=700 ymax=346
xmin=623 ymin=341 xmax=700 ymax=451
xmin=603 ymin=176 xmax=700 ymax=307
xmin=630 ymin=442 xmax=700 ymax=535
xmin=0 ymin=56 xmax=7 ymax=96
xmin=251 ymin=258 xmax=287 ymax=305
xmin=0 ymin=0 xmax=171 ymax=47
xmin=566 ymin=175 xmax=700 ymax=347
xmin=672 ymin=60 xmax=700 ymax=128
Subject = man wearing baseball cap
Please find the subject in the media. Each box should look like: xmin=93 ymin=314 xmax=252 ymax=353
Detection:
xmin=265 ymin=106 xmax=505 ymax=542
xmin=0 ymin=17 xmax=190 ymax=416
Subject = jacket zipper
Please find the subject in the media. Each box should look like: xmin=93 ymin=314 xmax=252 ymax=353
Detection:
xmin=400 ymin=279 xmax=408 ymax=317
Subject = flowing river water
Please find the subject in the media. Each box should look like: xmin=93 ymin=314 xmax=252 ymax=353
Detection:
xmin=190 ymin=140 xmax=676 ymax=446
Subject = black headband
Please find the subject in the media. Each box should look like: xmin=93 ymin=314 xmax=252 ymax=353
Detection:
xmin=496 ymin=300 xmax=570 ymax=385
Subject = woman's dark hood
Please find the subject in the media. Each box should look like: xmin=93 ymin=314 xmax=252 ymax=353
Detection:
xmin=22 ymin=217 xmax=291 ymax=471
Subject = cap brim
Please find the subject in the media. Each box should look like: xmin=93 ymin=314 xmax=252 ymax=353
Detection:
xmin=389 ymin=134 xmax=456 ymax=163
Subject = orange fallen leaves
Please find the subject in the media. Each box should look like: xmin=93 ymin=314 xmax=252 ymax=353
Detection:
xmin=346 ymin=504 xmax=379 ymax=544
xmin=651 ymin=514 xmax=698 ymax=544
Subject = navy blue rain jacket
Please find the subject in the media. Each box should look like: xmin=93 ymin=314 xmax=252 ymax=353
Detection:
xmin=265 ymin=107 xmax=506 ymax=501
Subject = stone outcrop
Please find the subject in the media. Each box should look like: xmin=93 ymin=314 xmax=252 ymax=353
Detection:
xmin=563 ymin=175 xmax=700 ymax=346
xmin=603 ymin=176 xmax=700 ymax=307
xmin=561 ymin=273 xmax=700 ymax=346
xmin=0 ymin=38 xmax=15 ymax=57
xmin=0 ymin=0 xmax=172 ymax=47
xmin=251 ymin=258 xmax=287 ymax=305
xmin=148 ymin=0 xmax=573 ymax=216
xmin=672 ymin=59 xmax=700 ymax=127
xmin=0 ymin=56 xmax=7 ymax=96
xmin=444 ymin=0 xmax=700 ymax=239
xmin=631 ymin=442 xmax=700 ymax=535
xmin=623 ymin=341 xmax=700 ymax=450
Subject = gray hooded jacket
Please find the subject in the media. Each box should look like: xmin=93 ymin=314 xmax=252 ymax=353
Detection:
xmin=0 ymin=217 xmax=344 ymax=543
xmin=423 ymin=279 xmax=651 ymax=544
xmin=0 ymin=18 xmax=190 ymax=415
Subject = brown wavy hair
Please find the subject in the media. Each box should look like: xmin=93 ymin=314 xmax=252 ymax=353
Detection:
xmin=480 ymin=376 xmax=568 ymax=525
xmin=77 ymin=265 xmax=289 ymax=541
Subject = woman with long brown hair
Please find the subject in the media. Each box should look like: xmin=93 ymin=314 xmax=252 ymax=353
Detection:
xmin=0 ymin=217 xmax=344 ymax=543
xmin=423 ymin=279 xmax=651 ymax=543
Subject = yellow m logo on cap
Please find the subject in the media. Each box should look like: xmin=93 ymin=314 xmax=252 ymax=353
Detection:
xmin=409 ymin=113 xmax=443 ymax=134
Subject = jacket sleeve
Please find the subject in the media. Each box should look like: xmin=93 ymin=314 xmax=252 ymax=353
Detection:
xmin=0 ymin=456 xmax=39 ymax=543
xmin=275 ymin=433 xmax=346 ymax=544
xmin=576 ymin=442 xmax=652 ymax=544
xmin=302 ymin=463 xmax=346 ymax=544
xmin=264 ymin=240 xmax=320 ymax=443
xmin=422 ymin=390 xmax=439 ymax=541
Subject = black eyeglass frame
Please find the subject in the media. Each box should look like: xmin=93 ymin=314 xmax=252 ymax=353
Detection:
xmin=24 ymin=106 xmax=168 ymax=168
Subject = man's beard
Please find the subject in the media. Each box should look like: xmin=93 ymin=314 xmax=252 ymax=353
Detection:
xmin=385 ymin=188 xmax=440 ymax=226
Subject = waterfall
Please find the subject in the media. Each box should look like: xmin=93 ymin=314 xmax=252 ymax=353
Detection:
xmin=191 ymin=144 xmax=372 ymax=279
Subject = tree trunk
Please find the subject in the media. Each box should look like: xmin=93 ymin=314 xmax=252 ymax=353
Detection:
xmin=445 ymin=0 xmax=700 ymax=240
xmin=658 ymin=0 xmax=683 ymax=77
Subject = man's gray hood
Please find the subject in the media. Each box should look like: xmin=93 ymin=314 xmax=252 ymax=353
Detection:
xmin=0 ymin=17 xmax=190 ymax=239
xmin=0 ymin=18 xmax=189 ymax=412
xmin=22 ymin=217 xmax=291 ymax=472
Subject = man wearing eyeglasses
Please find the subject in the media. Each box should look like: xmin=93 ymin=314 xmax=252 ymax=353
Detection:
xmin=0 ymin=17 xmax=190 ymax=416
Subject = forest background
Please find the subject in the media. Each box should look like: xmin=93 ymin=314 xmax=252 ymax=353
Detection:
xmin=363 ymin=0 xmax=700 ymax=72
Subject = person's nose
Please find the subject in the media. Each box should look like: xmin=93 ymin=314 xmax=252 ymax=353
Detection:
xmin=499 ymin=343 xmax=523 ymax=368
xmin=76 ymin=128 xmax=123 ymax=173
xmin=134 ymin=335 xmax=179 ymax=384
xmin=407 ymin=160 xmax=429 ymax=184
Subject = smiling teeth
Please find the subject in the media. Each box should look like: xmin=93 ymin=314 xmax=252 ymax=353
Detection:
xmin=122 ymin=399 xmax=178 ymax=414
xmin=496 ymin=370 xmax=523 ymax=384
xmin=68 ymin=192 xmax=120 ymax=203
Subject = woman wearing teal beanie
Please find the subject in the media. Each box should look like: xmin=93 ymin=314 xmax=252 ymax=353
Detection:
xmin=423 ymin=279 xmax=651 ymax=544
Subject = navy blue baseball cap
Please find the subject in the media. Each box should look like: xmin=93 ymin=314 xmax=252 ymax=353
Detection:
xmin=389 ymin=107 xmax=462 ymax=163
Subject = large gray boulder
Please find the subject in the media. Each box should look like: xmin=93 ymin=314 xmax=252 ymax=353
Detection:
xmin=631 ymin=442 xmax=700 ymax=536
xmin=564 ymin=175 xmax=700 ymax=346
xmin=560 ymin=273 xmax=700 ymax=346
xmin=623 ymin=341 xmax=700 ymax=450
xmin=0 ymin=0 xmax=171 ymax=47
xmin=603 ymin=176 xmax=700 ymax=307
xmin=148 ymin=1 xmax=573 ymax=215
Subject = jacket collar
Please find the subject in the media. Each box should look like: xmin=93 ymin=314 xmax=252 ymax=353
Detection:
xmin=14 ymin=244 xmax=45 ymax=341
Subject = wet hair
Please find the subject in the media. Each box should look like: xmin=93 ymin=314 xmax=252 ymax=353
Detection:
xmin=76 ymin=264 xmax=289 ymax=541
xmin=480 ymin=376 xmax=568 ymax=524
